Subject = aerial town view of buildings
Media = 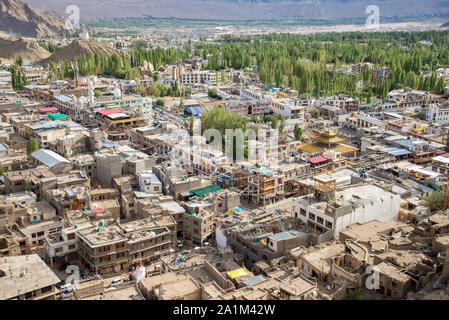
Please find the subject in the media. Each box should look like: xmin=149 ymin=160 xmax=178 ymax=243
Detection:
xmin=1 ymin=0 xmax=449 ymax=302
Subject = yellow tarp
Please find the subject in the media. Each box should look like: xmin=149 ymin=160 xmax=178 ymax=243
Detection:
xmin=227 ymin=268 xmax=249 ymax=279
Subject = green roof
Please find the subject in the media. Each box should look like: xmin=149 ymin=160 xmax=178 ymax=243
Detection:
xmin=189 ymin=185 xmax=222 ymax=198
xmin=48 ymin=114 xmax=68 ymax=120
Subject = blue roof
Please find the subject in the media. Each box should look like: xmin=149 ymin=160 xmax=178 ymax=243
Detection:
xmin=184 ymin=107 xmax=203 ymax=117
xmin=245 ymin=275 xmax=266 ymax=286
xmin=395 ymin=139 xmax=417 ymax=148
xmin=100 ymin=140 xmax=118 ymax=147
xmin=381 ymin=147 xmax=412 ymax=156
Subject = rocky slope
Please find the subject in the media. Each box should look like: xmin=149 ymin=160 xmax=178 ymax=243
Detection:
xmin=0 ymin=36 xmax=50 ymax=63
xmin=0 ymin=0 xmax=85 ymax=37
xmin=41 ymin=39 xmax=119 ymax=65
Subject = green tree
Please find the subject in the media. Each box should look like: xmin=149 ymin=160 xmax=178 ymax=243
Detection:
xmin=188 ymin=115 xmax=195 ymax=136
xmin=271 ymin=115 xmax=279 ymax=130
xmin=94 ymin=90 xmax=103 ymax=98
xmin=294 ymin=124 xmax=303 ymax=141
xmin=24 ymin=178 xmax=33 ymax=191
xmin=15 ymin=55 xmax=23 ymax=66
xmin=26 ymin=138 xmax=39 ymax=157
xmin=279 ymin=115 xmax=286 ymax=133
xmin=311 ymin=108 xmax=320 ymax=118
xmin=208 ymin=89 xmax=218 ymax=98
xmin=422 ymin=190 xmax=445 ymax=211
xmin=347 ymin=289 xmax=373 ymax=300
xmin=156 ymin=98 xmax=165 ymax=107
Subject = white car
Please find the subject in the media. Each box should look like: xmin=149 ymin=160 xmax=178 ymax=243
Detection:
xmin=110 ymin=278 xmax=123 ymax=287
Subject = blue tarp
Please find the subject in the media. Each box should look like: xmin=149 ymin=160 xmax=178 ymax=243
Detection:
xmin=234 ymin=206 xmax=246 ymax=213
xmin=171 ymin=258 xmax=181 ymax=266
xmin=100 ymin=140 xmax=117 ymax=147
xmin=184 ymin=107 xmax=203 ymax=117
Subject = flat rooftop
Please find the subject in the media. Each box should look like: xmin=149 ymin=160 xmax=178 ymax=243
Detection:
xmin=0 ymin=254 xmax=60 ymax=300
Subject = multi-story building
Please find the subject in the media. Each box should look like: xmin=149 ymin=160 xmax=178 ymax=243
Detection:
xmin=76 ymin=216 xmax=176 ymax=274
xmin=137 ymin=170 xmax=162 ymax=195
xmin=294 ymin=176 xmax=400 ymax=238
xmin=45 ymin=185 xmax=90 ymax=217
xmin=426 ymin=104 xmax=449 ymax=124
xmin=0 ymin=254 xmax=60 ymax=300
xmin=43 ymin=211 xmax=92 ymax=266
xmin=182 ymin=210 xmax=216 ymax=245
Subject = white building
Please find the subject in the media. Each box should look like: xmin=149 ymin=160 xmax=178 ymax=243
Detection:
xmin=294 ymin=177 xmax=400 ymax=238
xmin=426 ymin=104 xmax=449 ymax=124
xmin=137 ymin=170 xmax=162 ymax=195
xmin=43 ymin=214 xmax=92 ymax=266
xmin=180 ymin=70 xmax=217 ymax=86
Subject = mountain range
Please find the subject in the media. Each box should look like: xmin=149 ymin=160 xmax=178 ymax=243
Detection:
xmin=0 ymin=0 xmax=86 ymax=37
xmin=20 ymin=0 xmax=449 ymax=21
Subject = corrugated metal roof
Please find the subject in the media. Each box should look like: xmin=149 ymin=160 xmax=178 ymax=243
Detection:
xmin=190 ymin=185 xmax=222 ymax=197
xmin=54 ymin=95 xmax=73 ymax=103
xmin=31 ymin=149 xmax=70 ymax=168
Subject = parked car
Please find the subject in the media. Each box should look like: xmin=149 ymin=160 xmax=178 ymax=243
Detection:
xmin=60 ymin=290 xmax=73 ymax=299
xmin=110 ymin=278 xmax=123 ymax=287
xmin=59 ymin=283 xmax=72 ymax=292
xmin=55 ymin=281 xmax=66 ymax=290
xmin=60 ymin=286 xmax=73 ymax=299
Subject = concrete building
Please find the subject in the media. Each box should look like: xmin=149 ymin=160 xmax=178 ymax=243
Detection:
xmin=137 ymin=170 xmax=162 ymax=195
xmin=180 ymin=70 xmax=217 ymax=86
xmin=31 ymin=149 xmax=73 ymax=174
xmin=294 ymin=176 xmax=400 ymax=238
xmin=0 ymin=254 xmax=60 ymax=300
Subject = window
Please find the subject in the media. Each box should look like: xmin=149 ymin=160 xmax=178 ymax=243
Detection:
xmin=25 ymin=291 xmax=36 ymax=299
xmin=154 ymin=186 xmax=159 ymax=191
xmin=117 ymin=252 xmax=125 ymax=259
xmin=99 ymin=245 xmax=111 ymax=253
xmin=116 ymin=242 xmax=125 ymax=249
xmin=41 ymin=286 xmax=52 ymax=294
xmin=317 ymin=216 xmax=324 ymax=225
xmin=68 ymin=244 xmax=75 ymax=250
xmin=300 ymin=208 xmax=306 ymax=216
xmin=308 ymin=213 xmax=315 ymax=221
xmin=100 ymin=256 xmax=111 ymax=262
xmin=67 ymin=234 xmax=75 ymax=240
xmin=326 ymin=221 xmax=333 ymax=229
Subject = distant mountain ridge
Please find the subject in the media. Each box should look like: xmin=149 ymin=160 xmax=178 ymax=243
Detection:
xmin=21 ymin=0 xmax=449 ymax=21
xmin=0 ymin=0 xmax=86 ymax=37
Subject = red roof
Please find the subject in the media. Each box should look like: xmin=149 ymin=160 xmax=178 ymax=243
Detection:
xmin=322 ymin=153 xmax=332 ymax=160
xmin=442 ymin=153 xmax=449 ymax=158
xmin=309 ymin=155 xmax=327 ymax=164
xmin=97 ymin=109 xmax=121 ymax=116
xmin=92 ymin=208 xmax=104 ymax=213
xmin=39 ymin=107 xmax=59 ymax=112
